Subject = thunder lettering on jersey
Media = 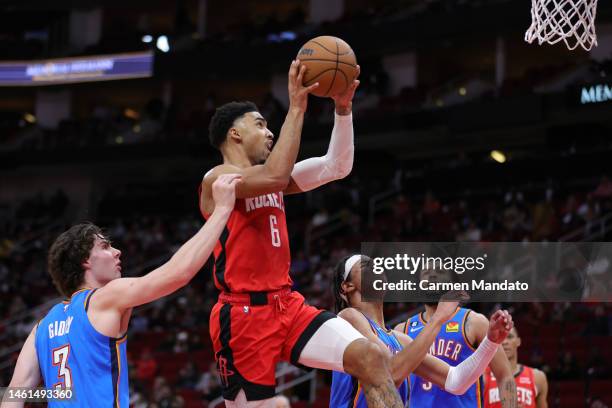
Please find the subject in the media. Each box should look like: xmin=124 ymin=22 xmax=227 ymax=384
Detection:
xmin=484 ymin=366 xmax=537 ymax=408
xmin=35 ymin=289 xmax=129 ymax=407
xmin=201 ymin=181 xmax=292 ymax=293
xmin=330 ymin=313 xmax=409 ymax=407
xmin=405 ymin=307 xmax=483 ymax=408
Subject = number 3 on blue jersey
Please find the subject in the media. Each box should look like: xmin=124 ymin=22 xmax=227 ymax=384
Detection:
xmin=52 ymin=345 xmax=72 ymax=389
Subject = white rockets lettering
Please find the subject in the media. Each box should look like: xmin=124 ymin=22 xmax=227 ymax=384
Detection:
xmin=245 ymin=192 xmax=285 ymax=213
xmin=488 ymin=386 xmax=533 ymax=404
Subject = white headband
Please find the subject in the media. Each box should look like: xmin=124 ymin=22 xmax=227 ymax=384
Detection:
xmin=343 ymin=254 xmax=362 ymax=282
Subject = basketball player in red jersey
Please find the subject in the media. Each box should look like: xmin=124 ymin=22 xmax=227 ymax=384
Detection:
xmin=200 ymin=60 xmax=405 ymax=408
xmin=484 ymin=327 xmax=548 ymax=408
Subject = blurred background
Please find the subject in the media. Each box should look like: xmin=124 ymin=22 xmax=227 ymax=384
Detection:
xmin=1 ymin=0 xmax=612 ymax=406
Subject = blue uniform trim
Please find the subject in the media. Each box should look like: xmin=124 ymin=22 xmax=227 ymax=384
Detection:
xmin=110 ymin=338 xmax=119 ymax=408
xmin=85 ymin=288 xmax=98 ymax=312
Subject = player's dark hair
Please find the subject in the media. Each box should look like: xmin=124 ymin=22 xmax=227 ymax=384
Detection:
xmin=208 ymin=101 xmax=259 ymax=149
xmin=333 ymin=255 xmax=352 ymax=313
xmin=47 ymin=223 xmax=103 ymax=298
xmin=332 ymin=255 xmax=372 ymax=313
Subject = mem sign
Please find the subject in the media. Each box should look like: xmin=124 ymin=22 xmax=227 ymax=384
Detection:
xmin=580 ymin=84 xmax=612 ymax=104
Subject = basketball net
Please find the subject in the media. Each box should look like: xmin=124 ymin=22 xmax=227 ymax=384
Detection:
xmin=525 ymin=0 xmax=598 ymax=51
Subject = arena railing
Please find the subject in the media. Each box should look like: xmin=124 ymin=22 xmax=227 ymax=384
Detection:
xmin=559 ymin=212 xmax=612 ymax=242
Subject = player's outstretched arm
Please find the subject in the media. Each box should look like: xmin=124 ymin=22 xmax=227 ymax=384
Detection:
xmin=285 ymin=66 xmax=360 ymax=194
xmin=468 ymin=312 xmax=518 ymax=408
xmin=398 ymin=310 xmax=513 ymax=395
xmin=339 ymin=304 xmax=450 ymax=388
xmin=1 ymin=326 xmax=41 ymax=408
xmin=94 ymin=174 xmax=240 ymax=312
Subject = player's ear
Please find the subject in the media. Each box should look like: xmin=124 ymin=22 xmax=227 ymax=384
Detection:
xmin=341 ymin=280 xmax=355 ymax=295
xmin=516 ymin=336 xmax=521 ymax=348
xmin=228 ymin=127 xmax=242 ymax=143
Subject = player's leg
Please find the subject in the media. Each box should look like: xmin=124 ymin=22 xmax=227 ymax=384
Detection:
xmin=283 ymin=294 xmax=403 ymax=408
xmin=297 ymin=317 xmax=403 ymax=408
xmin=210 ymin=302 xmax=283 ymax=407
xmin=223 ymin=390 xmax=275 ymax=408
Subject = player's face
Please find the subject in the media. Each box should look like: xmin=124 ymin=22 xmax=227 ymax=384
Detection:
xmin=501 ymin=327 xmax=521 ymax=360
xmin=420 ymin=267 xmax=452 ymax=283
xmin=84 ymin=235 xmax=122 ymax=283
xmin=238 ymin=112 xmax=274 ymax=164
xmin=420 ymin=267 xmax=452 ymax=304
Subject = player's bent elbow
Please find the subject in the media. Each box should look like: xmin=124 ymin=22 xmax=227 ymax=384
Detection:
xmin=269 ymin=175 xmax=290 ymax=191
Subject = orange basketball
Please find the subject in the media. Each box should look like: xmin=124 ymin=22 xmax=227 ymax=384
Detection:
xmin=296 ymin=36 xmax=358 ymax=98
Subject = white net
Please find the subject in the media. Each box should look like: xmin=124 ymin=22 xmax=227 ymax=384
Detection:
xmin=525 ymin=0 xmax=598 ymax=51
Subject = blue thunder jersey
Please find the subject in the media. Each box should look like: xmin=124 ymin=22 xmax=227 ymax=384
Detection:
xmin=405 ymin=307 xmax=483 ymax=408
xmin=35 ymin=289 xmax=129 ymax=407
xmin=330 ymin=313 xmax=409 ymax=407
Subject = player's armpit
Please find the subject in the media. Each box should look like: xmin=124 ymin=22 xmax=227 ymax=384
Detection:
xmin=465 ymin=310 xmax=489 ymax=346
xmin=392 ymin=321 xmax=408 ymax=333
xmin=534 ymin=369 xmax=549 ymax=408
xmin=2 ymin=325 xmax=41 ymax=407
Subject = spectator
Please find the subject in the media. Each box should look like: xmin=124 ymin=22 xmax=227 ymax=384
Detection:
xmin=177 ymin=361 xmax=200 ymax=389
xmin=136 ymin=348 xmax=158 ymax=383
xmin=196 ymin=361 xmax=222 ymax=402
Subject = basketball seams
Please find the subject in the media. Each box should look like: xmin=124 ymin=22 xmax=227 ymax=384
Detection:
xmin=298 ymin=59 xmax=357 ymax=68
xmin=321 ymin=39 xmax=341 ymax=97
xmin=303 ymin=68 xmax=337 ymax=85
xmin=310 ymin=39 xmax=352 ymax=56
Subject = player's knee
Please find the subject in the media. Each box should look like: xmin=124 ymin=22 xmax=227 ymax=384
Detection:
xmin=343 ymin=339 xmax=389 ymax=384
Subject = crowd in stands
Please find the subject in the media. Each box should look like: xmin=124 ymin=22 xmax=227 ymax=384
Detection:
xmin=1 ymin=170 xmax=611 ymax=406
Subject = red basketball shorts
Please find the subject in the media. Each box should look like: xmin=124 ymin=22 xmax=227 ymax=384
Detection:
xmin=209 ymin=289 xmax=335 ymax=401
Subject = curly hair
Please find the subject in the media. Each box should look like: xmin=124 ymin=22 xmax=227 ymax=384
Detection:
xmin=208 ymin=101 xmax=259 ymax=149
xmin=47 ymin=223 xmax=103 ymax=298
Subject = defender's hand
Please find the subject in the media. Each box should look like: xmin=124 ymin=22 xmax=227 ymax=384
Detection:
xmin=487 ymin=310 xmax=513 ymax=344
xmin=212 ymin=174 xmax=242 ymax=213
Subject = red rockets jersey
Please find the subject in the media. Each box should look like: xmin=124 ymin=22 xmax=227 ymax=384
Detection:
xmin=484 ymin=366 xmax=537 ymax=408
xmin=203 ymin=190 xmax=292 ymax=293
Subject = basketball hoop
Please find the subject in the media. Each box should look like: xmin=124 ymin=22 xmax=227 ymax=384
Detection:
xmin=525 ymin=0 xmax=598 ymax=51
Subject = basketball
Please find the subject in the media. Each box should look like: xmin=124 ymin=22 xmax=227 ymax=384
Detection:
xmin=296 ymin=36 xmax=358 ymax=98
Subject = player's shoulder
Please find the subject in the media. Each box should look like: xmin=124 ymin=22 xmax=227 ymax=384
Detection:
xmin=393 ymin=321 xmax=407 ymax=333
xmin=337 ymin=307 xmax=367 ymax=326
xmin=203 ymin=164 xmax=242 ymax=185
xmin=532 ymin=367 xmax=547 ymax=382
xmin=465 ymin=309 xmax=487 ymax=324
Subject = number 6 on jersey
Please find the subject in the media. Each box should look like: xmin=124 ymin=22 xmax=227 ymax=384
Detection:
xmin=269 ymin=215 xmax=281 ymax=247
